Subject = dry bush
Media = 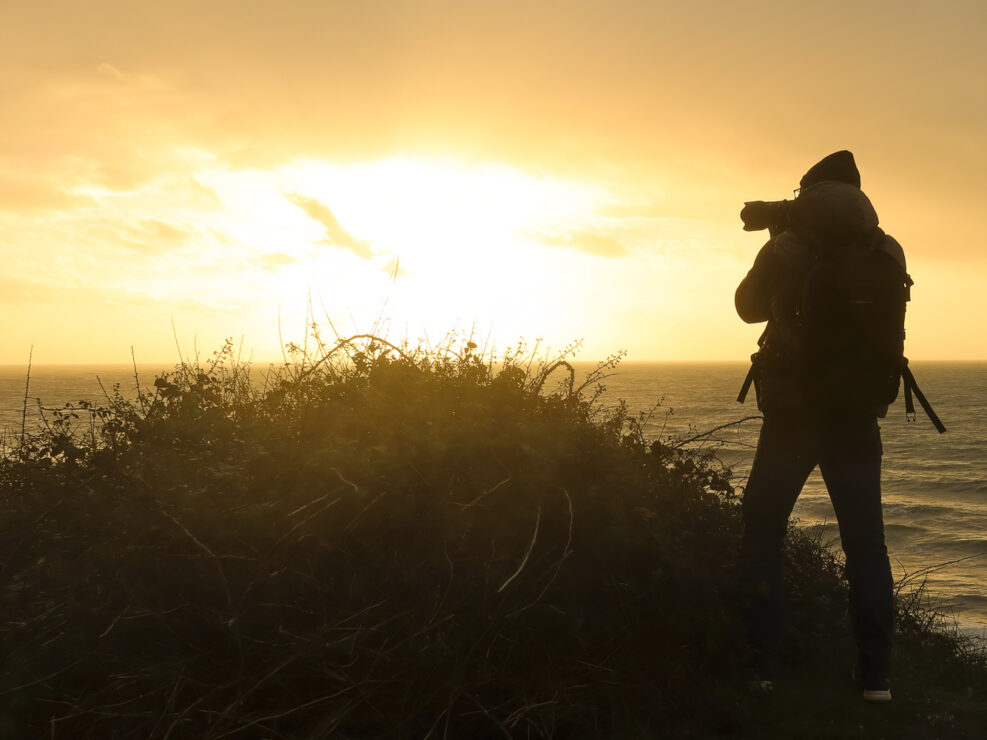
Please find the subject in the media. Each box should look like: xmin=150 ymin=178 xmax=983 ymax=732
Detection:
xmin=1 ymin=334 xmax=983 ymax=738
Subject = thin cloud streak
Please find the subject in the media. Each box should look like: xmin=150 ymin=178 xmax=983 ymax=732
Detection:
xmin=254 ymin=252 xmax=299 ymax=271
xmin=285 ymin=192 xmax=373 ymax=259
xmin=85 ymin=218 xmax=195 ymax=255
xmin=0 ymin=173 xmax=95 ymax=212
xmin=533 ymin=229 xmax=629 ymax=258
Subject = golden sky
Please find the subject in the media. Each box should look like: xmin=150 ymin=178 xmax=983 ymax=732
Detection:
xmin=2 ymin=0 xmax=985 ymax=363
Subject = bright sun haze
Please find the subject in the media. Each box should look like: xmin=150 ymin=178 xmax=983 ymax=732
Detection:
xmin=2 ymin=0 xmax=985 ymax=363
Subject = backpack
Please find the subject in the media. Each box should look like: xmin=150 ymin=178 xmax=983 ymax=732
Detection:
xmin=800 ymin=240 xmax=905 ymax=407
xmin=738 ymin=234 xmax=946 ymax=433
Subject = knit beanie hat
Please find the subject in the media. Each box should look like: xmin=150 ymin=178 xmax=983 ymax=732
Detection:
xmin=800 ymin=150 xmax=861 ymax=189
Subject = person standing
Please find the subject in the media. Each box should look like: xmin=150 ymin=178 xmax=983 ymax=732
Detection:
xmin=735 ymin=151 xmax=901 ymax=702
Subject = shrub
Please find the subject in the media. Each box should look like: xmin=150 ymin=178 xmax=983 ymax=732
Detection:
xmin=0 ymin=334 xmax=983 ymax=738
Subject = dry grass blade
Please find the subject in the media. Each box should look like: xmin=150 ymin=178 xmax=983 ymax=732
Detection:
xmin=157 ymin=508 xmax=245 ymax=670
xmin=497 ymin=502 xmax=542 ymax=594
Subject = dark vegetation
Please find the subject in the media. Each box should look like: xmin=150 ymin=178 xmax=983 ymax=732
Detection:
xmin=1 ymin=335 xmax=985 ymax=738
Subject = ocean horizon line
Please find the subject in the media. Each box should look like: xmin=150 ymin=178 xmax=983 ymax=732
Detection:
xmin=2 ymin=358 xmax=987 ymax=368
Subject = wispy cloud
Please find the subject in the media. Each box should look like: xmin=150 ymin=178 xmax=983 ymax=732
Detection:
xmin=0 ymin=273 xmax=221 ymax=311
xmin=139 ymin=218 xmax=189 ymax=242
xmin=87 ymin=218 xmax=195 ymax=255
xmin=255 ymin=252 xmax=299 ymax=271
xmin=285 ymin=192 xmax=373 ymax=259
xmin=534 ymin=229 xmax=629 ymax=257
xmin=0 ymin=173 xmax=96 ymax=212
xmin=0 ymin=275 xmax=51 ymax=303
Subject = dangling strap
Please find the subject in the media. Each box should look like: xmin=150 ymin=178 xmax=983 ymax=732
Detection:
xmin=737 ymin=363 xmax=756 ymax=404
xmin=902 ymin=362 xmax=946 ymax=434
xmin=737 ymin=352 xmax=760 ymax=404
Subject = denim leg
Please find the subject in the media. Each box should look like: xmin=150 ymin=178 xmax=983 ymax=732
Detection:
xmin=741 ymin=414 xmax=816 ymax=675
xmin=818 ymin=416 xmax=893 ymax=685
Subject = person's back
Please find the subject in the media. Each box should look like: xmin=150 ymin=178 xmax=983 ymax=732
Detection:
xmin=735 ymin=150 xmax=896 ymax=702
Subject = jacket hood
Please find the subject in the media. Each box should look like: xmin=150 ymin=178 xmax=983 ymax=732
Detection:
xmin=788 ymin=180 xmax=879 ymax=250
xmin=800 ymin=150 xmax=860 ymax=189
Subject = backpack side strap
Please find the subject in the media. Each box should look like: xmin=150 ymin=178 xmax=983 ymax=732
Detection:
xmin=902 ymin=361 xmax=947 ymax=434
xmin=738 ymin=362 xmax=756 ymax=403
xmin=737 ymin=352 xmax=760 ymax=404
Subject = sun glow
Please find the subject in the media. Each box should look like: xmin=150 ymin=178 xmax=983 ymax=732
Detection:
xmin=285 ymin=157 xmax=606 ymax=246
xmin=0 ymin=145 xmax=764 ymax=364
xmin=188 ymin=156 xmax=618 ymax=351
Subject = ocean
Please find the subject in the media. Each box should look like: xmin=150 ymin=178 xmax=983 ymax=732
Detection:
xmin=2 ymin=361 xmax=985 ymax=633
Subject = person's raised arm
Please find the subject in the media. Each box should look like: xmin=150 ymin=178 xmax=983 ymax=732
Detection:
xmin=735 ymin=241 xmax=776 ymax=324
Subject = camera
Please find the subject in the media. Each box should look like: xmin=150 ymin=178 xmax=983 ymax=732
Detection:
xmin=740 ymin=199 xmax=792 ymax=236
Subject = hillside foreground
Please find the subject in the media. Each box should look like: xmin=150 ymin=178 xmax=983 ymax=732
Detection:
xmin=1 ymin=336 xmax=985 ymax=738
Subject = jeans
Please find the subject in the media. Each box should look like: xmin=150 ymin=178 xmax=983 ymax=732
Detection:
xmin=740 ymin=412 xmax=893 ymax=684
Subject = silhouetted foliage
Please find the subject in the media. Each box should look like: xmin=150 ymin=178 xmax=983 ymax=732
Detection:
xmin=0 ymin=335 xmax=984 ymax=738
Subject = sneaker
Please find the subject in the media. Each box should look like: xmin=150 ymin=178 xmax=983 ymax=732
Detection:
xmin=862 ymin=687 xmax=892 ymax=703
xmin=851 ymin=664 xmax=892 ymax=703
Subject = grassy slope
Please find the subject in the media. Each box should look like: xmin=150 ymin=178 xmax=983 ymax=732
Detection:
xmin=0 ymin=337 xmax=984 ymax=738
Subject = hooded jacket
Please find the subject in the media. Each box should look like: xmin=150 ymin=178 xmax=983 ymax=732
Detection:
xmin=735 ymin=178 xmax=906 ymax=415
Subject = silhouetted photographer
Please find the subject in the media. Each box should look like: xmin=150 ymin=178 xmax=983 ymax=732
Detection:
xmin=734 ymin=150 xmax=943 ymax=703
